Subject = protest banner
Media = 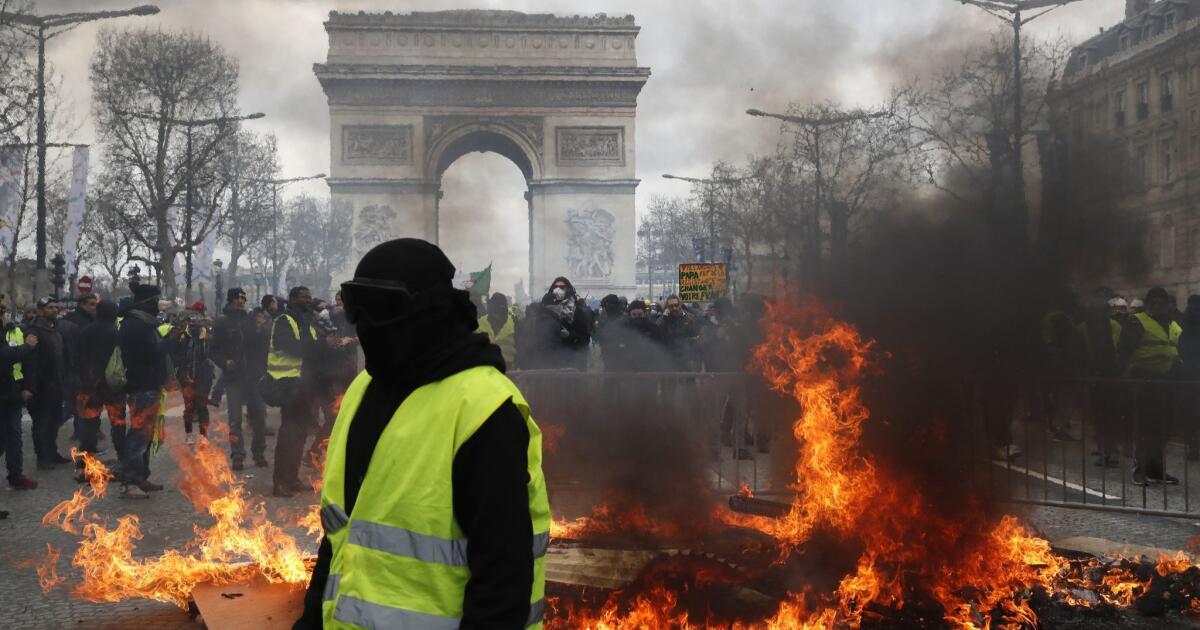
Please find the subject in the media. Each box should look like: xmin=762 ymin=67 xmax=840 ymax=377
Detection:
xmin=677 ymin=263 xmax=728 ymax=302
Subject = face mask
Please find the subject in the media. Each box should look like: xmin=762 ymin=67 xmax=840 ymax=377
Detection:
xmin=553 ymin=288 xmax=566 ymax=300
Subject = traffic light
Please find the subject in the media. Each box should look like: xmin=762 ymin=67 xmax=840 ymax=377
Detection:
xmin=51 ymin=253 xmax=66 ymax=297
xmin=128 ymin=264 xmax=142 ymax=289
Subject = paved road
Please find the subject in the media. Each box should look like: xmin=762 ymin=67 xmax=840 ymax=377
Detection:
xmin=0 ymin=395 xmax=320 ymax=630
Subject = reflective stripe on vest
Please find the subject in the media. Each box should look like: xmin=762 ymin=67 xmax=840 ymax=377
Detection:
xmin=6 ymin=327 xmax=23 ymax=381
xmin=157 ymin=323 xmax=171 ymax=337
xmin=1130 ymin=312 xmax=1181 ymax=375
xmin=266 ymin=314 xmax=316 ymax=380
xmin=320 ymin=367 xmax=550 ymax=630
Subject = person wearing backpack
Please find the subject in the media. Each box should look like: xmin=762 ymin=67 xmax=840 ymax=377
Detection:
xmin=76 ymin=300 xmax=126 ymax=466
xmin=117 ymin=284 xmax=169 ymax=499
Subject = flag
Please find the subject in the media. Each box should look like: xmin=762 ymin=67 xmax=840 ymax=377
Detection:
xmin=0 ymin=148 xmax=23 ymax=261
xmin=193 ymin=218 xmax=217 ymax=284
xmin=63 ymin=146 xmax=88 ymax=277
xmin=469 ymin=264 xmax=492 ymax=297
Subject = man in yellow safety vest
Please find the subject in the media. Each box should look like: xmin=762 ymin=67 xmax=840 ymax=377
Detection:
xmin=478 ymin=292 xmax=517 ymax=367
xmin=0 ymin=300 xmax=38 ymax=492
xmin=1117 ymin=286 xmax=1183 ymax=486
xmin=294 ymin=238 xmax=550 ymax=630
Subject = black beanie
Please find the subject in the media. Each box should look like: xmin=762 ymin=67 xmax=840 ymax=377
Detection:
xmin=132 ymin=284 xmax=160 ymax=304
xmin=354 ymin=239 xmax=455 ymax=293
xmin=227 ymin=287 xmax=246 ymax=303
xmin=1146 ymin=287 xmax=1170 ymax=303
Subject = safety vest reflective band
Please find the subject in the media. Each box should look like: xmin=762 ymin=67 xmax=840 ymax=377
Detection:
xmin=478 ymin=314 xmax=516 ymax=367
xmin=157 ymin=323 xmax=171 ymax=337
xmin=320 ymin=366 xmax=551 ymax=630
xmin=1130 ymin=312 xmax=1181 ymax=375
xmin=6 ymin=327 xmax=23 ymax=381
xmin=266 ymin=314 xmax=316 ymax=380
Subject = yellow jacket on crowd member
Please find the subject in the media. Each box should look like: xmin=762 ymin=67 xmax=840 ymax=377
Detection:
xmin=6 ymin=326 xmax=24 ymax=381
xmin=478 ymin=314 xmax=516 ymax=367
xmin=1129 ymin=312 xmax=1181 ymax=375
xmin=319 ymin=366 xmax=551 ymax=629
xmin=266 ymin=313 xmax=317 ymax=380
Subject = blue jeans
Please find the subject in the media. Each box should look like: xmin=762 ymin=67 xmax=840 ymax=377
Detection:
xmin=0 ymin=402 xmax=24 ymax=482
xmin=121 ymin=390 xmax=160 ymax=486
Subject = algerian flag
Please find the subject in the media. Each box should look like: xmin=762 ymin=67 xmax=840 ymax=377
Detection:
xmin=469 ymin=263 xmax=492 ymax=297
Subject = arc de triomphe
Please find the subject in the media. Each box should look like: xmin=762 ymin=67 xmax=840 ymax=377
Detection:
xmin=314 ymin=10 xmax=650 ymax=297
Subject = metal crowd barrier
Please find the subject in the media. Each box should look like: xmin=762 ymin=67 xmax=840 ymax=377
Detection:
xmin=981 ymin=376 xmax=1200 ymax=518
xmin=508 ymin=371 xmax=786 ymax=496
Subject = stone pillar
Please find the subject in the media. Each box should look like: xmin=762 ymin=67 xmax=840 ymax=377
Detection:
xmin=529 ymin=179 xmax=638 ymax=298
xmin=331 ymin=179 xmax=439 ymax=283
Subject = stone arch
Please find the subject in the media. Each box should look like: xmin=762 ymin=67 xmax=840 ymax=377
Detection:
xmin=316 ymin=10 xmax=650 ymax=297
xmin=424 ymin=120 xmax=542 ymax=182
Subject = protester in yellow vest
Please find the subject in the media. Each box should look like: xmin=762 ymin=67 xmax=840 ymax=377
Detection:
xmin=1116 ymin=287 xmax=1182 ymax=486
xmin=295 ymin=239 xmax=550 ymax=630
xmin=479 ymin=292 xmax=517 ymax=368
xmin=269 ymin=286 xmax=321 ymax=498
xmin=0 ymin=302 xmax=38 ymax=495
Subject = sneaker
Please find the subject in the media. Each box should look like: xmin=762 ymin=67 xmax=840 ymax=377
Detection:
xmin=121 ymin=485 xmax=149 ymax=499
xmin=9 ymin=475 xmax=37 ymax=490
xmin=1148 ymin=473 xmax=1180 ymax=485
xmin=0 ymin=510 xmax=8 ymax=519
xmin=254 ymin=456 xmax=269 ymax=468
xmin=139 ymin=480 xmax=164 ymax=492
xmin=272 ymin=486 xmax=296 ymax=498
xmin=231 ymin=459 xmax=245 ymax=472
xmin=185 ymin=434 xmax=196 ymax=447
xmin=1131 ymin=470 xmax=1152 ymax=486
xmin=208 ymin=398 xmax=220 ymax=407
xmin=53 ymin=453 xmax=71 ymax=464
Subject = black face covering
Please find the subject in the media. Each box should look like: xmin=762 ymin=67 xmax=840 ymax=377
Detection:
xmin=356 ymin=287 xmax=481 ymax=386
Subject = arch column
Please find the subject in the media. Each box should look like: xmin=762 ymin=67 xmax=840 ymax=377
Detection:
xmin=528 ymin=178 xmax=639 ymax=297
xmin=330 ymin=178 xmax=440 ymax=282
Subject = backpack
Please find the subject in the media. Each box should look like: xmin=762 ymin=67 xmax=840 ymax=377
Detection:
xmin=105 ymin=347 xmax=127 ymax=393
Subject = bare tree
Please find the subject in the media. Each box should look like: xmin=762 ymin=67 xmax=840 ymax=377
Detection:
xmin=219 ymin=130 xmax=278 ymax=285
xmin=90 ymin=27 xmax=242 ymax=296
xmin=0 ymin=0 xmax=36 ymax=140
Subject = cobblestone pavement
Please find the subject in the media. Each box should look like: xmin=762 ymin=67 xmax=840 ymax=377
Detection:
xmin=0 ymin=394 xmax=320 ymax=630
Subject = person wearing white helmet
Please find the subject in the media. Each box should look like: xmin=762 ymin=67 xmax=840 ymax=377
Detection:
xmin=1129 ymin=298 xmax=1145 ymax=315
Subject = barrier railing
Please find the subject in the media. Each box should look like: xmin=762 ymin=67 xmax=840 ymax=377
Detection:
xmin=980 ymin=376 xmax=1200 ymax=518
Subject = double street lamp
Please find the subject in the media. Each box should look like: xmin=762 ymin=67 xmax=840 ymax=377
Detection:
xmin=118 ymin=110 xmax=265 ymax=301
xmin=661 ymin=172 xmax=753 ymax=265
xmin=0 ymin=4 xmax=160 ymax=295
xmin=237 ymin=173 xmax=327 ymax=295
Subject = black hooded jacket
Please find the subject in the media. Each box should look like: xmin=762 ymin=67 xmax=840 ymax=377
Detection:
xmin=212 ymin=305 xmax=268 ymax=384
xmin=78 ymin=301 xmax=119 ymax=393
xmin=297 ymin=299 xmax=535 ymax=630
xmin=0 ymin=321 xmax=35 ymax=402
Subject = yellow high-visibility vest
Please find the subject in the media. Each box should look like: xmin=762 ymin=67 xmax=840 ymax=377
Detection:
xmin=1130 ymin=312 xmax=1182 ymax=375
xmin=266 ymin=314 xmax=316 ymax=380
xmin=6 ymin=327 xmax=23 ymax=381
xmin=478 ymin=314 xmax=516 ymax=367
xmin=320 ymin=366 xmax=551 ymax=629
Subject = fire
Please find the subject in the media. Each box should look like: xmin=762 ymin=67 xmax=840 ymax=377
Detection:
xmin=34 ymin=423 xmax=319 ymax=608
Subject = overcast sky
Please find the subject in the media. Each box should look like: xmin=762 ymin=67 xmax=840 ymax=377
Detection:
xmin=33 ymin=0 xmax=1123 ymax=294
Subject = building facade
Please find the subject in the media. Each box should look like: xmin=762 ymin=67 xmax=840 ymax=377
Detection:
xmin=1054 ymin=0 xmax=1200 ymax=301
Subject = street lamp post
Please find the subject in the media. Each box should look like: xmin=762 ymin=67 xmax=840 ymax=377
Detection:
xmin=118 ymin=110 xmax=265 ymax=301
xmin=236 ymin=173 xmax=327 ymax=296
xmin=662 ymin=173 xmax=752 ymax=265
xmin=948 ymin=0 xmax=1087 ymax=248
xmin=0 ymin=5 xmax=160 ymax=296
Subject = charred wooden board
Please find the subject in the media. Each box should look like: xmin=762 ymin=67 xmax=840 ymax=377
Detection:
xmin=191 ymin=577 xmax=306 ymax=630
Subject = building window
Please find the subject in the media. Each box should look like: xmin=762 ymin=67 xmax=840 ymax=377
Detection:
xmin=1136 ymin=143 xmax=1150 ymax=188
xmin=1120 ymin=34 xmax=1131 ymax=51
xmin=1165 ymin=13 xmax=1176 ymax=31
xmin=1191 ymin=135 xmax=1200 ymax=162
xmin=1192 ymin=66 xmax=1200 ymax=92
xmin=1138 ymin=81 xmax=1151 ymax=120
xmin=1114 ymin=90 xmax=1126 ymax=127
xmin=1143 ymin=24 xmax=1154 ymax=41
xmin=1162 ymin=71 xmax=1175 ymax=112
xmin=1162 ymin=137 xmax=1175 ymax=183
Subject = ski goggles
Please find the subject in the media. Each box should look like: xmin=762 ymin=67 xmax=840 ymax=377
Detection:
xmin=339 ymin=277 xmax=414 ymax=328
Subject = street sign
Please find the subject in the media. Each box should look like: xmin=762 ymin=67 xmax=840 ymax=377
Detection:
xmin=77 ymin=275 xmax=93 ymax=294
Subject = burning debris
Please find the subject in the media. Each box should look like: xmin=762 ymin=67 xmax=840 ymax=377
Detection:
xmin=543 ymin=300 xmax=1200 ymax=628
